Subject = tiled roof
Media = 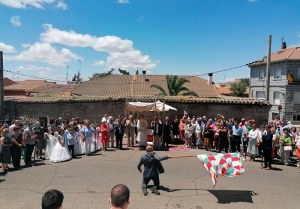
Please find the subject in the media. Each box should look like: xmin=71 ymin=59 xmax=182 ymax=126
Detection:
xmin=4 ymin=81 xmax=49 ymax=91
xmin=218 ymin=79 xmax=249 ymax=95
xmin=4 ymin=95 xmax=269 ymax=105
xmin=71 ymin=75 xmax=220 ymax=97
xmin=249 ymin=46 xmax=300 ymax=66
xmin=28 ymin=84 xmax=78 ymax=93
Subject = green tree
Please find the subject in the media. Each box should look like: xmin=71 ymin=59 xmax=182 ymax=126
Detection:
xmin=150 ymin=75 xmax=199 ymax=97
xmin=229 ymin=78 xmax=249 ymax=97
xmin=135 ymin=70 xmax=139 ymax=75
xmin=119 ymin=68 xmax=130 ymax=75
xmin=89 ymin=68 xmax=115 ymax=79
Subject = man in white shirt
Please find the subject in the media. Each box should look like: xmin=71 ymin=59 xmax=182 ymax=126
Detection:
xmin=9 ymin=119 xmax=19 ymax=135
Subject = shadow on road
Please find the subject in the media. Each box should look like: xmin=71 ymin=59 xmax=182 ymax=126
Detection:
xmin=207 ymin=190 xmax=258 ymax=204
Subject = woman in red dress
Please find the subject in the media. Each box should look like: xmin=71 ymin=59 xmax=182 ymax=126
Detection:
xmin=100 ymin=119 xmax=109 ymax=151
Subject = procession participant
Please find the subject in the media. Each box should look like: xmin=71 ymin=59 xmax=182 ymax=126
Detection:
xmin=109 ymin=184 xmax=130 ymax=209
xmin=35 ymin=121 xmax=48 ymax=159
xmin=137 ymin=115 xmax=148 ymax=148
xmin=74 ymin=126 xmax=85 ymax=155
xmin=190 ymin=118 xmax=197 ymax=146
xmin=0 ymin=128 xmax=12 ymax=171
xmin=42 ymin=189 xmax=64 ymax=209
xmin=50 ymin=128 xmax=71 ymax=163
xmin=10 ymin=127 xmax=24 ymax=168
xmin=151 ymin=117 xmax=162 ymax=150
xmin=100 ymin=118 xmax=109 ymax=151
xmin=80 ymin=120 xmax=94 ymax=156
xmin=195 ymin=118 xmax=204 ymax=149
xmin=66 ymin=126 xmax=77 ymax=158
xmin=247 ymin=124 xmax=259 ymax=161
xmin=9 ymin=119 xmax=19 ymax=135
xmin=184 ymin=120 xmax=193 ymax=148
xmin=137 ymin=145 xmax=172 ymax=196
xmin=125 ymin=115 xmax=136 ymax=147
xmin=115 ymin=119 xmax=125 ymax=150
xmin=162 ymin=116 xmax=171 ymax=148
xmin=262 ymin=125 xmax=273 ymax=170
xmin=171 ymin=116 xmax=180 ymax=139
xmin=108 ymin=116 xmax=116 ymax=148
xmin=23 ymin=122 xmax=36 ymax=166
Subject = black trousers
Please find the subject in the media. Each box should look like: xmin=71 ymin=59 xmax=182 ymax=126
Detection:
xmin=231 ymin=135 xmax=241 ymax=152
xmin=68 ymin=145 xmax=75 ymax=158
xmin=142 ymin=175 xmax=160 ymax=189
xmin=26 ymin=144 xmax=35 ymax=163
xmin=162 ymin=134 xmax=169 ymax=147
xmin=263 ymin=149 xmax=272 ymax=167
xmin=218 ymin=135 xmax=228 ymax=153
xmin=11 ymin=146 xmax=21 ymax=167
xmin=116 ymin=135 xmax=123 ymax=150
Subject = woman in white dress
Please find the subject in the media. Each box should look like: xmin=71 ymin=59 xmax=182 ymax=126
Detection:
xmin=45 ymin=133 xmax=57 ymax=160
xmin=50 ymin=129 xmax=72 ymax=163
xmin=74 ymin=126 xmax=85 ymax=155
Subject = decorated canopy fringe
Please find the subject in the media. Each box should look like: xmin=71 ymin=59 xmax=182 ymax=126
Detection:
xmin=125 ymin=100 xmax=177 ymax=112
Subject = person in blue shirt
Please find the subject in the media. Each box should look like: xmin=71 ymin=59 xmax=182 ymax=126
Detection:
xmin=80 ymin=120 xmax=94 ymax=156
xmin=229 ymin=119 xmax=242 ymax=152
xmin=262 ymin=125 xmax=273 ymax=170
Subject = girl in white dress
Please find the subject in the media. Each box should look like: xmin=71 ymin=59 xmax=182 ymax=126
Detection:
xmin=45 ymin=133 xmax=56 ymax=160
xmin=50 ymin=129 xmax=72 ymax=163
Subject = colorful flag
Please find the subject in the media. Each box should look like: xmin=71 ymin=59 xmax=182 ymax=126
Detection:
xmin=197 ymin=153 xmax=245 ymax=188
xmin=287 ymin=71 xmax=294 ymax=84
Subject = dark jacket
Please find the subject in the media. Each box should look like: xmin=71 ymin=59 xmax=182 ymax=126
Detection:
xmin=152 ymin=122 xmax=163 ymax=137
xmin=115 ymin=123 xmax=124 ymax=137
xmin=163 ymin=121 xmax=171 ymax=136
xmin=262 ymin=131 xmax=273 ymax=150
xmin=137 ymin=152 xmax=168 ymax=178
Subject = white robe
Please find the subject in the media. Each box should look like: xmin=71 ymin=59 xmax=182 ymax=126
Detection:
xmin=137 ymin=119 xmax=148 ymax=146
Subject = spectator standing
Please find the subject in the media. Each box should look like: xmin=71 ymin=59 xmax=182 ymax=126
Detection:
xmin=0 ymin=128 xmax=12 ymax=171
xmin=115 ymin=119 xmax=125 ymax=150
xmin=108 ymin=116 xmax=116 ymax=148
xmin=10 ymin=127 xmax=24 ymax=168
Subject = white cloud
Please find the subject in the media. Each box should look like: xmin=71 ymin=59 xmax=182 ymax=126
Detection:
xmin=117 ymin=0 xmax=129 ymax=3
xmin=0 ymin=0 xmax=68 ymax=9
xmin=0 ymin=42 xmax=17 ymax=53
xmin=137 ymin=16 xmax=143 ymax=21
xmin=92 ymin=61 xmax=106 ymax=66
xmin=10 ymin=16 xmax=21 ymax=26
xmin=40 ymin=24 xmax=156 ymax=70
xmin=247 ymin=0 xmax=258 ymax=2
xmin=5 ymin=42 xmax=81 ymax=67
xmin=56 ymin=0 xmax=67 ymax=10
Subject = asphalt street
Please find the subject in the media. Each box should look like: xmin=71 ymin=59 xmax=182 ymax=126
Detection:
xmin=0 ymin=143 xmax=299 ymax=209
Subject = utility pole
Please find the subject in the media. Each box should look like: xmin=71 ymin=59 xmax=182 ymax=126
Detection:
xmin=0 ymin=51 xmax=4 ymax=120
xmin=66 ymin=65 xmax=69 ymax=83
xmin=265 ymin=35 xmax=272 ymax=102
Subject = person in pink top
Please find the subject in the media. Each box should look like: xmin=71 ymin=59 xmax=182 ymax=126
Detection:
xmin=100 ymin=119 xmax=109 ymax=151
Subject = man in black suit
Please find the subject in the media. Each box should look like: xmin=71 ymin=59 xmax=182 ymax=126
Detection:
xmin=162 ymin=116 xmax=172 ymax=149
xmin=115 ymin=118 xmax=125 ymax=150
xmin=137 ymin=145 xmax=172 ymax=196
xmin=151 ymin=117 xmax=162 ymax=150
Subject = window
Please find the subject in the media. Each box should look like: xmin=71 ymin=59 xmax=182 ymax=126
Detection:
xmin=293 ymin=114 xmax=300 ymax=121
xmin=274 ymin=69 xmax=281 ymax=79
xmin=297 ymin=67 xmax=300 ymax=79
xmin=256 ymin=91 xmax=265 ymax=99
xmin=259 ymin=70 xmax=265 ymax=80
xmin=273 ymin=92 xmax=281 ymax=104
xmin=293 ymin=91 xmax=300 ymax=105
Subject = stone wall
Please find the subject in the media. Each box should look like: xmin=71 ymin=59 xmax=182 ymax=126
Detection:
xmin=4 ymin=100 xmax=270 ymax=125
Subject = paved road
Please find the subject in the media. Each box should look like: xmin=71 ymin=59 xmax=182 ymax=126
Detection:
xmin=0 ymin=144 xmax=299 ymax=209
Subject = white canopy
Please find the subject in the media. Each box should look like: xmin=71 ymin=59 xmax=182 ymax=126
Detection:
xmin=125 ymin=100 xmax=177 ymax=112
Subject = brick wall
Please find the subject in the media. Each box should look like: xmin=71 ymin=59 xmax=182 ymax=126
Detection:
xmin=4 ymin=100 xmax=270 ymax=126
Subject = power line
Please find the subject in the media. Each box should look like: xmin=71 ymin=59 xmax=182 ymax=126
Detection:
xmin=3 ymin=63 xmax=249 ymax=85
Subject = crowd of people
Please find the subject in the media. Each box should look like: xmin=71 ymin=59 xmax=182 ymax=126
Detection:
xmin=0 ymin=111 xmax=300 ymax=173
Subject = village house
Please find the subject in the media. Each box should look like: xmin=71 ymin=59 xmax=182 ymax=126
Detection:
xmin=248 ymin=42 xmax=300 ymax=124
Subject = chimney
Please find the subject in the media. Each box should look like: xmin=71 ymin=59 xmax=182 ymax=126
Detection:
xmin=142 ymin=70 xmax=146 ymax=81
xmin=208 ymin=73 xmax=213 ymax=84
xmin=281 ymin=42 xmax=286 ymax=50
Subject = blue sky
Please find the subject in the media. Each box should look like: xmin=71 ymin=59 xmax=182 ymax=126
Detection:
xmin=0 ymin=0 xmax=300 ymax=83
